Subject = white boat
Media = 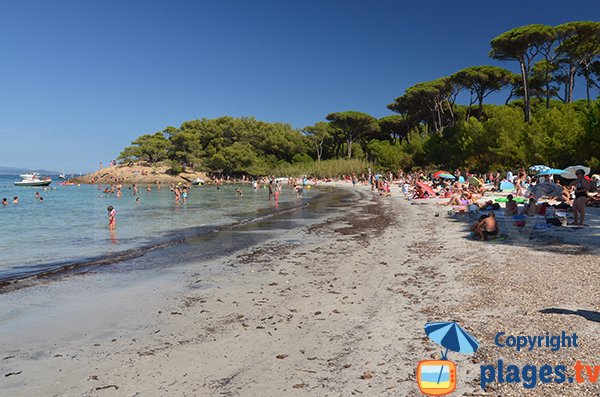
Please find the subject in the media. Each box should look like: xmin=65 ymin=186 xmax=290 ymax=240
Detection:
xmin=14 ymin=173 xmax=53 ymax=186
xmin=191 ymin=178 xmax=205 ymax=185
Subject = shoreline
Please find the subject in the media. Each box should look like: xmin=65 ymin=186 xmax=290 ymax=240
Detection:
xmin=0 ymin=186 xmax=341 ymax=293
xmin=1 ymin=186 xmax=599 ymax=396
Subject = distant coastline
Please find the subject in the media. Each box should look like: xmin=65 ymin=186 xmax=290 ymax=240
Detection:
xmin=72 ymin=163 xmax=209 ymax=185
xmin=0 ymin=166 xmax=59 ymax=176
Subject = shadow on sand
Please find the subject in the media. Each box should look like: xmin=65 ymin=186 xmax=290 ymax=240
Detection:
xmin=539 ymin=308 xmax=600 ymax=323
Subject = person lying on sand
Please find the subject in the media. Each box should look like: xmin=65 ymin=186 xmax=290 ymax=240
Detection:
xmin=446 ymin=192 xmax=471 ymax=206
xmin=586 ymin=192 xmax=600 ymax=207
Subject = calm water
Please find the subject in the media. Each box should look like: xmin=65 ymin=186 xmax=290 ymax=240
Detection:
xmin=0 ymin=176 xmax=307 ymax=280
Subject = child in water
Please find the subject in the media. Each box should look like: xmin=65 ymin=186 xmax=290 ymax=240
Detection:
xmin=107 ymin=206 xmax=116 ymax=229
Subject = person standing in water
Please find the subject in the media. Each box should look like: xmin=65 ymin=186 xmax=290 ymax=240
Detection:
xmin=268 ymin=180 xmax=274 ymax=201
xmin=107 ymin=206 xmax=116 ymax=230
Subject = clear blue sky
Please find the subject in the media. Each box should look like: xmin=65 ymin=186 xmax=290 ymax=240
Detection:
xmin=1 ymin=0 xmax=598 ymax=173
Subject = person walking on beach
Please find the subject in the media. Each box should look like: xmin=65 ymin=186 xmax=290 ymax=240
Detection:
xmin=107 ymin=206 xmax=116 ymax=230
xmin=570 ymin=169 xmax=590 ymax=226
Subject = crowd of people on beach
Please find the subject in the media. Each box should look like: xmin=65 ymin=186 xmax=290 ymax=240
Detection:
xmin=343 ymin=166 xmax=599 ymax=240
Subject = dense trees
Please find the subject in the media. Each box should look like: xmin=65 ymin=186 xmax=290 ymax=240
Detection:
xmin=119 ymin=21 xmax=599 ymax=177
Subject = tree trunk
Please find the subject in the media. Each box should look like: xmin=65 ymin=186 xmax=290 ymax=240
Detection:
xmin=477 ymin=92 xmax=484 ymax=119
xmin=315 ymin=141 xmax=323 ymax=162
xmin=545 ymin=62 xmax=551 ymax=109
xmin=347 ymin=138 xmax=353 ymax=159
xmin=584 ymin=67 xmax=591 ymax=107
xmin=568 ymin=63 xmax=576 ymax=103
xmin=520 ymin=60 xmax=531 ymax=122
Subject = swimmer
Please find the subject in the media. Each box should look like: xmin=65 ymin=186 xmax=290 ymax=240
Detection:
xmin=1 ymin=198 xmax=7 ymax=206
xmin=13 ymin=196 xmax=18 ymax=204
xmin=235 ymin=188 xmax=243 ymax=197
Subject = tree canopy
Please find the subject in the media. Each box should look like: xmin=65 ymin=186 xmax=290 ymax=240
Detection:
xmin=118 ymin=21 xmax=599 ymax=177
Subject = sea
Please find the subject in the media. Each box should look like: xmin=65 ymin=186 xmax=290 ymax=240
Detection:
xmin=0 ymin=176 xmax=346 ymax=285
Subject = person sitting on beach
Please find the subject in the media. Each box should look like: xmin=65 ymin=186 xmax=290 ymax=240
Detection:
xmin=473 ymin=212 xmax=499 ymax=241
xmin=521 ymin=198 xmax=538 ymax=216
xmin=412 ymin=185 xmax=427 ymax=199
xmin=505 ymin=195 xmax=518 ymax=216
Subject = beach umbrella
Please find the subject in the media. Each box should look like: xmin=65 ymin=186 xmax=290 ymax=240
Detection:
xmin=425 ymin=322 xmax=479 ymax=356
xmin=468 ymin=176 xmax=481 ymax=187
xmin=425 ymin=321 xmax=479 ymax=384
xmin=433 ymin=170 xmax=451 ymax=179
xmin=529 ymin=165 xmax=550 ymax=174
xmin=538 ymin=168 xmax=566 ymax=176
xmin=417 ymin=181 xmax=436 ymax=197
xmin=531 ymin=183 xmax=563 ymax=199
xmin=458 ymin=176 xmax=465 ymax=183
xmin=561 ymin=165 xmax=591 ymax=179
xmin=439 ymin=173 xmax=456 ymax=180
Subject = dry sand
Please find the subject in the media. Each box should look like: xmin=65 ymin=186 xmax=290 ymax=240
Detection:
xmin=1 ymin=186 xmax=599 ymax=396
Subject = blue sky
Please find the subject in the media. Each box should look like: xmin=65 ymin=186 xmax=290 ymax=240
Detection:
xmin=0 ymin=0 xmax=598 ymax=172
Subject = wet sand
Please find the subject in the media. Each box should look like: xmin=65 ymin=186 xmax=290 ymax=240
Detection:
xmin=1 ymin=186 xmax=599 ymax=396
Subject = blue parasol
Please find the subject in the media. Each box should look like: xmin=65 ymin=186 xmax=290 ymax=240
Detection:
xmin=439 ymin=173 xmax=456 ymax=180
xmin=425 ymin=321 xmax=479 ymax=357
xmin=529 ymin=165 xmax=550 ymax=173
xmin=538 ymin=168 xmax=566 ymax=176
xmin=425 ymin=321 xmax=480 ymax=384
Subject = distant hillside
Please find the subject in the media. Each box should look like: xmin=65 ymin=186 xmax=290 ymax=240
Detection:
xmin=0 ymin=166 xmax=59 ymax=175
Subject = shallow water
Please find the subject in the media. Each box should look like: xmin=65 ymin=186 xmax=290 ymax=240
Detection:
xmin=0 ymin=176 xmax=311 ymax=281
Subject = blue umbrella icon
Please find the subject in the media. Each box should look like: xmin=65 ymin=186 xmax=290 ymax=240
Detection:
xmin=425 ymin=322 xmax=479 ymax=384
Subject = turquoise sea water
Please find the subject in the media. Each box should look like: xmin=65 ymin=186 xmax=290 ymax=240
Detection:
xmin=0 ymin=176 xmax=306 ymax=281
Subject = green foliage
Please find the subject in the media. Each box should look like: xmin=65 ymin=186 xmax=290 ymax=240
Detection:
xmin=118 ymin=132 xmax=169 ymax=164
xmin=581 ymin=100 xmax=600 ymax=165
xmin=116 ymin=22 xmax=600 ymax=177
xmin=272 ymin=159 xmax=371 ymax=179
xmin=326 ymin=111 xmax=380 ymax=158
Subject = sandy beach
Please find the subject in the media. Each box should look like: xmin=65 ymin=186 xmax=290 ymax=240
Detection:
xmin=1 ymin=185 xmax=600 ymax=396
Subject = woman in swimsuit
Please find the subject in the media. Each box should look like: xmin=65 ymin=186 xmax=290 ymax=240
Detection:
xmin=570 ymin=169 xmax=590 ymax=226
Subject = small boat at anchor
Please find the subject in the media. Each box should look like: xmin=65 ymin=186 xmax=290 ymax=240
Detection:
xmin=14 ymin=173 xmax=53 ymax=186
